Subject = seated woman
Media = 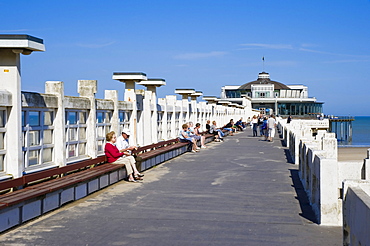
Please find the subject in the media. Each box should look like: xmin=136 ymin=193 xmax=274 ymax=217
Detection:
xmin=187 ymin=122 xmax=200 ymax=150
xmin=210 ymin=121 xmax=224 ymax=142
xmin=179 ymin=123 xmax=198 ymax=152
xmin=104 ymin=131 xmax=141 ymax=182
xmin=206 ymin=120 xmax=211 ymax=133
xmin=194 ymin=123 xmax=207 ymax=148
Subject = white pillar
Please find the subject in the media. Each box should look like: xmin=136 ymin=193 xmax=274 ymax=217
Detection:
xmin=175 ymin=89 xmax=195 ymax=126
xmin=45 ymin=81 xmax=66 ymax=167
xmin=190 ymin=91 xmax=202 ymax=124
xmin=138 ymin=79 xmax=166 ymax=144
xmin=203 ymin=96 xmax=218 ymax=123
xmin=105 ymin=90 xmax=119 ymax=135
xmin=166 ymin=95 xmax=177 ymax=139
xmin=158 ymin=98 xmax=168 ymax=140
xmin=112 ymin=72 xmax=147 ymax=146
xmin=142 ymin=89 xmax=152 ymax=145
xmin=78 ymin=80 xmax=97 ymax=158
xmin=0 ymin=35 xmax=45 ymax=177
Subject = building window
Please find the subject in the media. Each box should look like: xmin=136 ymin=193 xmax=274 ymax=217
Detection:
xmin=157 ymin=111 xmax=163 ymax=141
xmin=0 ymin=108 xmax=6 ymax=172
xmin=22 ymin=109 xmax=55 ymax=169
xmin=119 ymin=110 xmax=131 ymax=133
xmin=65 ymin=110 xmax=87 ymax=161
xmin=167 ymin=112 xmax=173 ymax=139
xmin=96 ymin=110 xmax=112 ymax=154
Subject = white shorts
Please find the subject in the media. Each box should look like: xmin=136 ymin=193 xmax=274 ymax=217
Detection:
xmin=268 ymin=128 xmax=275 ymax=137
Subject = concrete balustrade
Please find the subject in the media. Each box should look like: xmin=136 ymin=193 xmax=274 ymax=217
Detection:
xmin=279 ymin=119 xmax=370 ymax=230
xmin=342 ymin=179 xmax=370 ymax=246
xmin=0 ymin=34 xmax=250 ymax=181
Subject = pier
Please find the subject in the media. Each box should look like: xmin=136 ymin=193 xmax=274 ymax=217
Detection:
xmin=329 ymin=117 xmax=355 ymax=144
xmin=1 ymin=34 xmax=370 ymax=245
xmin=0 ymin=129 xmax=341 ymax=246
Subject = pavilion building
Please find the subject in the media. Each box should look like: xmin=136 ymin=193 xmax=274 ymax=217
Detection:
xmin=220 ymin=72 xmax=323 ymax=116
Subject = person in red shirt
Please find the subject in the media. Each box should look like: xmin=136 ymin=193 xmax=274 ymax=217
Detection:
xmin=104 ymin=131 xmax=139 ymax=182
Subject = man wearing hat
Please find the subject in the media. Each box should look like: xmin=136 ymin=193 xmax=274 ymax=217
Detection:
xmin=116 ymin=129 xmax=144 ymax=180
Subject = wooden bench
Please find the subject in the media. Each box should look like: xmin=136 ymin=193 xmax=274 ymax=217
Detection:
xmin=0 ymin=155 xmax=107 ymax=193
xmin=132 ymin=138 xmax=188 ymax=171
xmin=0 ymin=156 xmax=129 ymax=232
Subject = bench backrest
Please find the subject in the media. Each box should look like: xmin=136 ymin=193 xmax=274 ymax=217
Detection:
xmin=133 ymin=138 xmax=179 ymax=155
xmin=0 ymin=155 xmax=106 ymax=192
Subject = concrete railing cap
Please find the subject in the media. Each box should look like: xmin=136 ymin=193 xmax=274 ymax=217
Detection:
xmin=138 ymin=78 xmax=166 ymax=87
xmin=112 ymin=72 xmax=147 ymax=81
xmin=175 ymin=89 xmax=196 ymax=95
xmin=0 ymin=34 xmax=45 ymax=52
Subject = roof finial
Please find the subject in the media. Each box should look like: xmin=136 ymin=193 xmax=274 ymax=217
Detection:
xmin=262 ymin=56 xmax=265 ymax=72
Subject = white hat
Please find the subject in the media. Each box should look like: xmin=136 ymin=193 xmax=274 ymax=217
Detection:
xmin=122 ymin=129 xmax=131 ymax=135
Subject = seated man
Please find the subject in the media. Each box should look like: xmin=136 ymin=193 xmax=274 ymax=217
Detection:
xmin=116 ymin=129 xmax=144 ymax=180
xmin=179 ymin=123 xmax=198 ymax=152
xmin=223 ymin=119 xmax=236 ymax=136
xmin=235 ymin=118 xmax=244 ymax=131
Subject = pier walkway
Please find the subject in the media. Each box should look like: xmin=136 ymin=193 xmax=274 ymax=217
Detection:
xmin=0 ymin=129 xmax=341 ymax=245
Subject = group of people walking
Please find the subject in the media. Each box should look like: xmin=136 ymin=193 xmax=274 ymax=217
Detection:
xmin=250 ymin=114 xmax=277 ymax=142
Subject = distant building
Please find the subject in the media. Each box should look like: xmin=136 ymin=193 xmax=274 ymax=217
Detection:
xmin=221 ymin=72 xmax=323 ymax=116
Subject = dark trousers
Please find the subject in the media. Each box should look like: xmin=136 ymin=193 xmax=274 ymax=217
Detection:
xmin=252 ymin=123 xmax=258 ymax=137
xmin=180 ymin=139 xmax=193 ymax=152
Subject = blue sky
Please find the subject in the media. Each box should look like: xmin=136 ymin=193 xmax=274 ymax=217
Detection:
xmin=1 ymin=0 xmax=370 ymax=116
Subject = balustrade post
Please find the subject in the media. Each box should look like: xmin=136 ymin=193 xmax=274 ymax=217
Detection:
xmin=158 ymin=98 xmax=168 ymax=140
xmin=0 ymin=35 xmax=45 ymax=178
xmin=105 ymin=90 xmax=119 ymax=135
xmin=166 ymin=95 xmax=177 ymax=139
xmin=78 ymin=80 xmax=98 ymax=158
xmin=218 ymin=100 xmax=231 ymax=125
xmin=175 ymin=89 xmax=195 ymax=126
xmin=112 ymin=72 xmax=147 ymax=146
xmin=139 ymin=79 xmax=165 ymax=144
xmin=45 ymin=81 xmax=66 ymax=167
xmin=203 ymin=96 xmax=218 ymax=124
xmin=190 ymin=91 xmax=202 ymax=125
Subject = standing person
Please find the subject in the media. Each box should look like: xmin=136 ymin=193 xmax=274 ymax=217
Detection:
xmin=262 ymin=116 xmax=268 ymax=141
xmin=104 ymin=131 xmax=140 ymax=182
xmin=287 ymin=115 xmax=292 ymax=124
xmin=251 ymin=115 xmax=258 ymax=137
xmin=258 ymin=114 xmax=264 ymax=136
xmin=115 ymin=130 xmax=144 ymax=180
xmin=267 ymin=115 xmax=276 ymax=142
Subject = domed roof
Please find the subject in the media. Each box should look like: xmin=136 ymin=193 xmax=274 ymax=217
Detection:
xmin=239 ymin=72 xmax=290 ymax=90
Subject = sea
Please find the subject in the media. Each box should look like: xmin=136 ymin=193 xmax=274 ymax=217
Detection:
xmin=338 ymin=116 xmax=370 ymax=147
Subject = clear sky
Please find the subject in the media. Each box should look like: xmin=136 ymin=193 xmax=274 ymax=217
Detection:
xmin=1 ymin=0 xmax=370 ymax=116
